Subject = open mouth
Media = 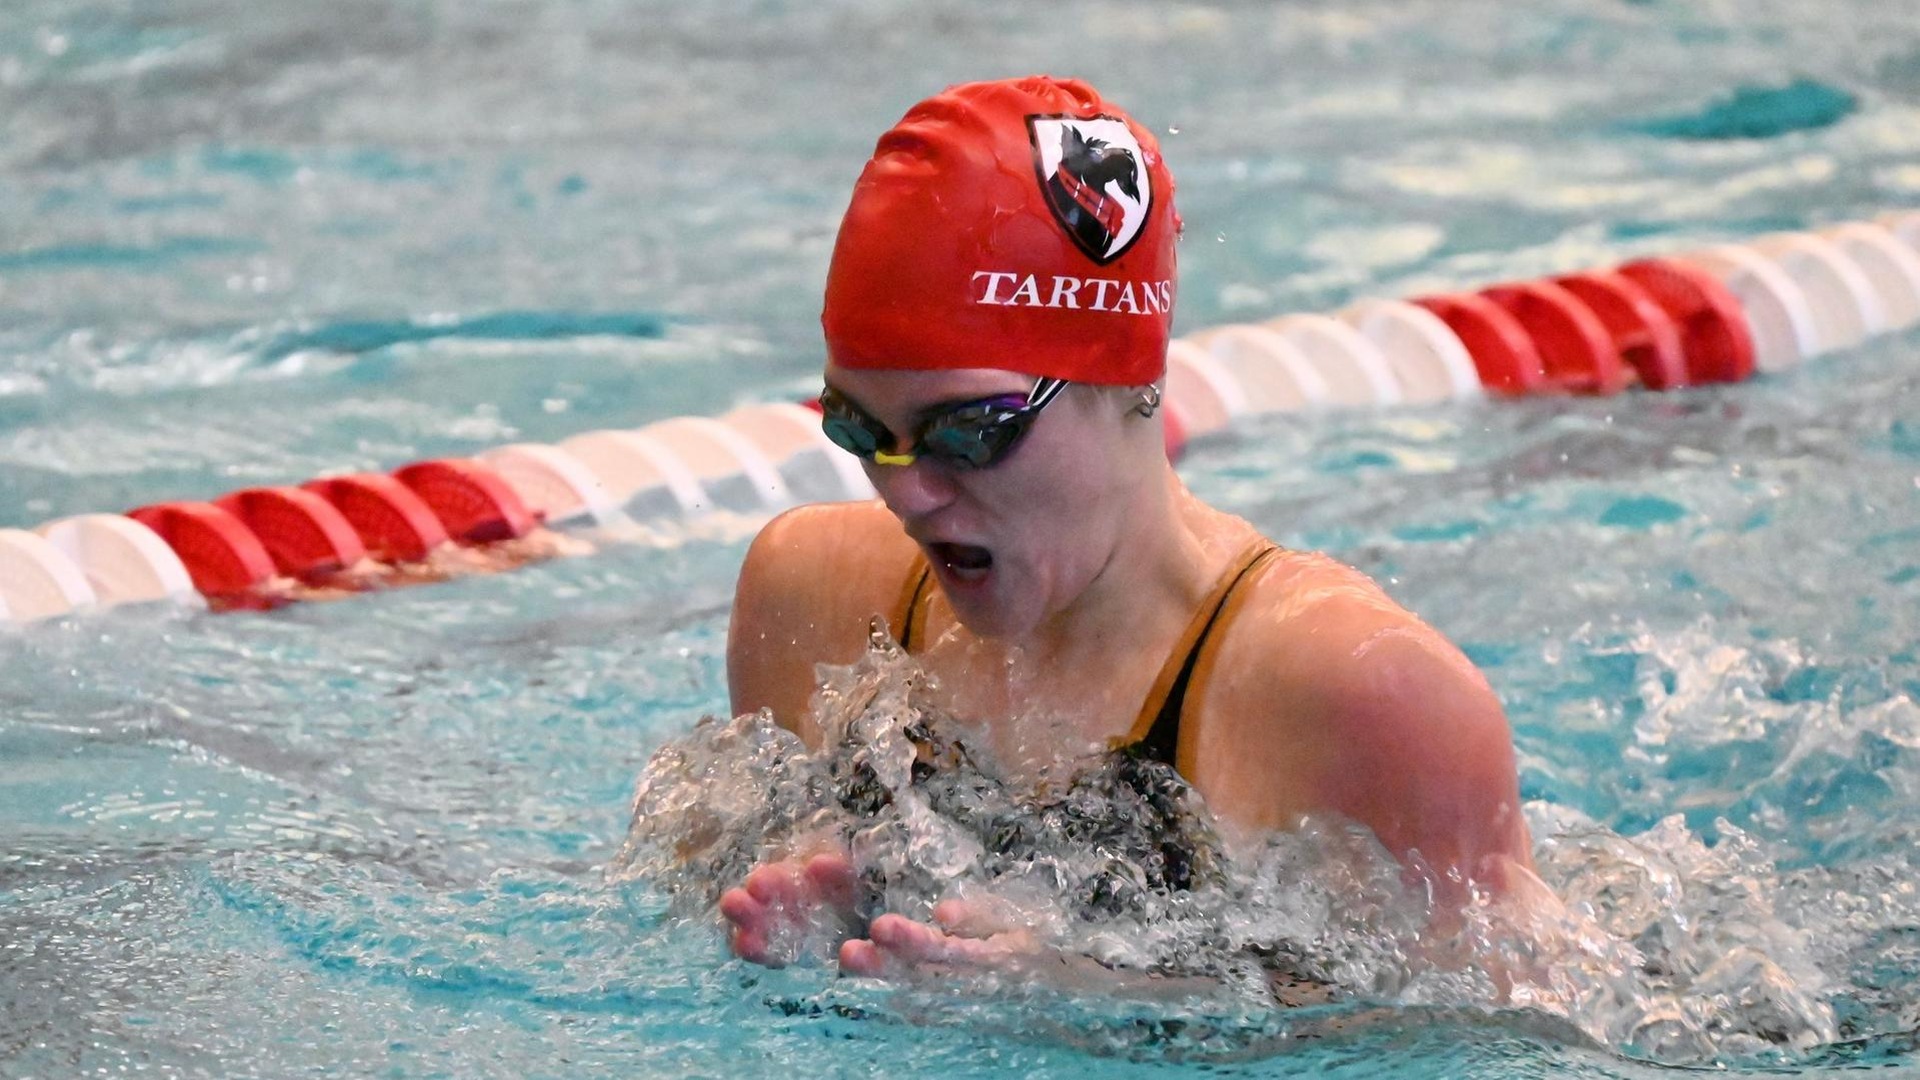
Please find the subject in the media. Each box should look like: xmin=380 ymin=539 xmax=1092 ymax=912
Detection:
xmin=928 ymin=541 xmax=993 ymax=575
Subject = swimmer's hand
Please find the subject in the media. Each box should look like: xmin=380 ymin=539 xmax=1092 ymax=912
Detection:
xmin=837 ymin=900 xmax=1042 ymax=977
xmin=839 ymin=899 xmax=1217 ymax=1003
xmin=719 ymin=852 xmax=861 ymax=967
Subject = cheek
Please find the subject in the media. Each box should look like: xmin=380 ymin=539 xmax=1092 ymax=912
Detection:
xmin=981 ymin=442 xmax=1118 ymax=580
xmin=965 ymin=398 xmax=1133 ymax=558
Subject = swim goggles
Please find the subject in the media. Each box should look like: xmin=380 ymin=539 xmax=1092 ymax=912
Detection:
xmin=817 ymin=377 xmax=1069 ymax=469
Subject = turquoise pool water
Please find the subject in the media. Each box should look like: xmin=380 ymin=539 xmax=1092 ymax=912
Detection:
xmin=4 ymin=1 xmax=1920 ymax=1075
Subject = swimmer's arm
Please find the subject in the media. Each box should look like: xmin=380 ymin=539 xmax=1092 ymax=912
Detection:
xmin=727 ymin=501 xmax=919 ymax=744
xmin=1191 ymin=566 xmax=1536 ymax=904
xmin=1307 ymin=625 xmax=1537 ymax=900
xmin=1299 ymin=627 xmax=1574 ymax=995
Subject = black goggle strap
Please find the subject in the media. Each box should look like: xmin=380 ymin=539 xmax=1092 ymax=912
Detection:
xmin=1025 ymin=377 xmax=1068 ymax=411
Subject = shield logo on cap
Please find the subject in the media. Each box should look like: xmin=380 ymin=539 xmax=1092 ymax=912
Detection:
xmin=1027 ymin=115 xmax=1154 ymax=266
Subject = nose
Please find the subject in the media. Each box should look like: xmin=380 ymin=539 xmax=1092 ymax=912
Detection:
xmin=864 ymin=457 xmax=959 ymax=522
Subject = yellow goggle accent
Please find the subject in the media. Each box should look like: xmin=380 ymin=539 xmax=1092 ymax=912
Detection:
xmin=872 ymin=450 xmax=917 ymax=467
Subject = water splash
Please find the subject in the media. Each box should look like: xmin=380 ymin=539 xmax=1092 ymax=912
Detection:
xmin=610 ymin=626 xmax=1911 ymax=1066
xmin=1514 ymin=809 xmax=1839 ymax=1062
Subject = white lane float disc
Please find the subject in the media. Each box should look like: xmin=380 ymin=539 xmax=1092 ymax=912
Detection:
xmin=477 ymin=443 xmax=623 ymax=527
xmin=1163 ymin=340 xmax=1246 ymax=437
xmin=1819 ymin=222 xmax=1920 ymax=331
xmin=1749 ymin=231 xmax=1884 ymax=352
xmin=719 ymin=402 xmax=874 ymax=503
xmin=1263 ymin=313 xmax=1403 ymax=407
xmin=638 ymin=416 xmax=793 ymax=513
xmin=1183 ymin=325 xmax=1328 ymax=413
xmin=558 ymin=429 xmax=711 ymax=519
xmin=1339 ymin=299 xmax=1483 ymax=404
xmin=1675 ymin=244 xmax=1819 ymax=371
xmin=0 ymin=527 xmax=98 ymax=623
xmin=34 ymin=513 xmax=199 ymax=608
xmin=1879 ymin=210 xmax=1920 ymax=256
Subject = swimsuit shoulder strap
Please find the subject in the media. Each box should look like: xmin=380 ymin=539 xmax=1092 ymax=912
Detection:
xmin=1121 ymin=538 xmax=1283 ymax=771
xmin=892 ymin=553 xmax=935 ymax=653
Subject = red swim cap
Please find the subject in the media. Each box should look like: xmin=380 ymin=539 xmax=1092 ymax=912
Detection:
xmin=823 ymin=76 xmax=1179 ymax=387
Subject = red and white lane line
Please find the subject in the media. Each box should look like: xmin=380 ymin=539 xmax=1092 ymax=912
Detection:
xmin=5 ymin=215 xmax=1918 ymax=625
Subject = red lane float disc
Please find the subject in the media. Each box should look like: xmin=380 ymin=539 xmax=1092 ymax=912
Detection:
xmin=1553 ymin=271 xmax=1690 ymax=391
xmin=1410 ymin=293 xmax=1548 ymax=396
xmin=214 ymin=487 xmax=368 ymax=579
xmin=124 ymin=501 xmax=277 ymax=598
xmin=391 ymin=458 xmax=537 ymax=544
xmin=302 ymin=473 xmax=451 ymax=562
xmin=1616 ymin=258 xmax=1757 ymax=384
xmin=1480 ymin=281 xmax=1628 ymax=395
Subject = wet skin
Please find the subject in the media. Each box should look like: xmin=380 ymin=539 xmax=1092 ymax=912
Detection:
xmin=722 ymin=364 xmax=1542 ymax=978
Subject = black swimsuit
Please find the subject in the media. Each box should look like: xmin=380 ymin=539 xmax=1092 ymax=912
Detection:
xmin=890 ymin=539 xmax=1281 ymax=771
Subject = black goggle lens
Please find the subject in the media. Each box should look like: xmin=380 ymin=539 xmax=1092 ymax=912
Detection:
xmin=920 ymin=404 xmax=1028 ymax=467
xmin=818 ymin=380 xmax=1064 ymax=470
xmin=820 ymin=408 xmax=883 ymax=456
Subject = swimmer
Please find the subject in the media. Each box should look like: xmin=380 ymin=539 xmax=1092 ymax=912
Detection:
xmin=720 ymin=76 xmax=1544 ymax=980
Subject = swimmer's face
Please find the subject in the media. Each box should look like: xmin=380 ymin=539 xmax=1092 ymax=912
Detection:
xmin=823 ymin=363 xmax=1151 ymax=639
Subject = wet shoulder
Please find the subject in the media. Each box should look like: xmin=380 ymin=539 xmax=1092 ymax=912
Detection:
xmin=1242 ymin=549 xmax=1417 ymax=634
xmin=1180 ymin=549 xmax=1499 ymax=825
xmin=742 ymin=500 xmax=919 ymax=601
xmin=728 ymin=500 xmax=920 ymax=735
xmin=1218 ymin=548 xmax=1481 ymax=703
xmin=1196 ymin=548 xmax=1526 ymax=877
xmin=1175 ymin=545 xmax=1459 ymax=807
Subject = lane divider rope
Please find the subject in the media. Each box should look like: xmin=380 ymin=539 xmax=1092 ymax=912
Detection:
xmin=5 ymin=216 xmax=1917 ymax=625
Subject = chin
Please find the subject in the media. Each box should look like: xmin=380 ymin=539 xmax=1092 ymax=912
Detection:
xmin=939 ymin=585 xmax=1041 ymax=642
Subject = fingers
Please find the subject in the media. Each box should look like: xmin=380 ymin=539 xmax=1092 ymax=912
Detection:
xmin=718 ymin=885 xmax=759 ymax=926
xmin=838 ymin=937 xmax=887 ymax=976
xmin=725 ymin=853 xmax=1045 ymax=978
xmin=838 ymin=913 xmax=1022 ymax=977
xmin=868 ymin=912 xmax=951 ymax=957
xmin=742 ymin=860 xmax=809 ymax=907
xmin=841 ymin=914 xmax=947 ymax=976
xmin=722 ymin=852 xmax=867 ymax=967
xmin=930 ymin=897 xmax=1007 ymax=937
xmin=719 ymin=885 xmax=778 ymax=966
xmin=720 ymin=860 xmax=821 ymax=967
xmin=804 ymin=852 xmax=861 ymax=911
